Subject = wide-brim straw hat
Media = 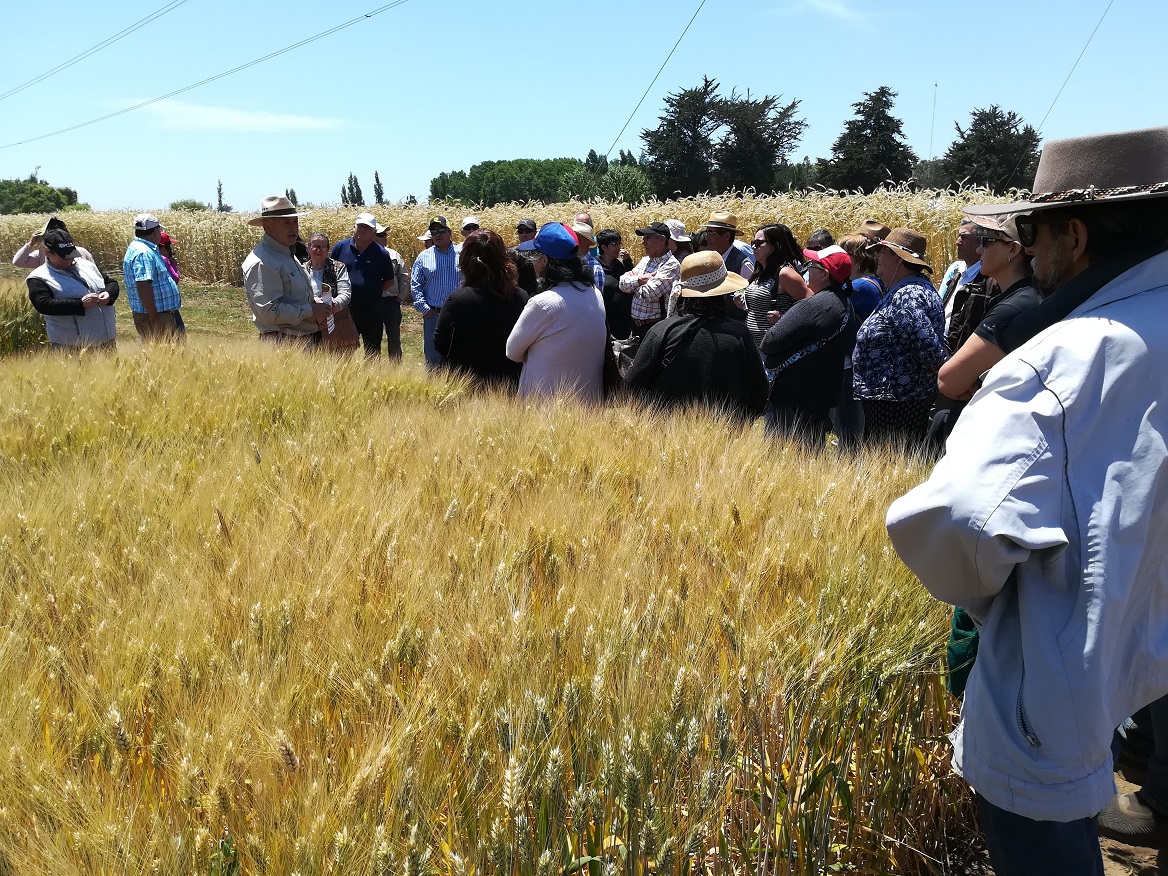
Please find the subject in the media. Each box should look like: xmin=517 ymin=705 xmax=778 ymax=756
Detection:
xmin=872 ymin=228 xmax=932 ymax=272
xmin=248 ymin=195 xmax=305 ymax=227
xmin=677 ymin=251 xmax=749 ymax=298
xmin=966 ymin=125 xmax=1168 ymax=216
xmin=699 ymin=211 xmax=741 ymax=235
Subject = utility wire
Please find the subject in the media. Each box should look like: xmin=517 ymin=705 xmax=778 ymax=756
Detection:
xmin=1003 ymin=0 xmax=1115 ymax=189
xmin=0 ymin=0 xmax=193 ymax=103
xmin=604 ymin=0 xmax=707 ymax=160
xmin=0 ymin=0 xmax=411 ymax=151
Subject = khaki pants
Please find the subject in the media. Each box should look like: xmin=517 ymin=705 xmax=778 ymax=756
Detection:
xmin=132 ymin=309 xmax=186 ymax=342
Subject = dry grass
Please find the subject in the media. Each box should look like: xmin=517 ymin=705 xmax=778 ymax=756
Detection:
xmin=0 ymin=341 xmax=973 ymax=876
xmin=0 ymin=188 xmax=1002 ymax=286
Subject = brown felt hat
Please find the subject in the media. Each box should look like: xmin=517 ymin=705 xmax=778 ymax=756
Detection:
xmin=966 ymin=125 xmax=1168 ymax=216
xmin=872 ymin=227 xmax=932 ymax=272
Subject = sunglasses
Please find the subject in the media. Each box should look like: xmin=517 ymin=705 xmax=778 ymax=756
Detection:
xmin=1015 ymin=216 xmax=1040 ymax=248
xmin=750 ymin=239 xmax=769 ymax=248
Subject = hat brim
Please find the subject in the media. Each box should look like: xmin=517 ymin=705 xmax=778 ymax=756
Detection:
xmin=965 ymin=185 xmax=1168 ymax=216
xmin=699 ymin=223 xmax=741 ymax=235
xmin=679 ymin=271 xmax=749 ymax=298
xmin=248 ymin=211 xmax=305 ymax=227
xmin=874 ymin=241 xmax=932 ymax=271
xmin=634 ymin=227 xmax=666 ymax=237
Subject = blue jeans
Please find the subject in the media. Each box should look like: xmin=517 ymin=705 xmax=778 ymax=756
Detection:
xmin=975 ymin=795 xmax=1104 ymax=876
xmin=422 ymin=313 xmax=442 ymax=368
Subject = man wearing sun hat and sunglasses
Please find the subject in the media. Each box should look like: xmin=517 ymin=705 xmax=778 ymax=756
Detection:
xmin=887 ymin=125 xmax=1168 ymax=874
xmin=410 ymin=215 xmax=463 ymax=366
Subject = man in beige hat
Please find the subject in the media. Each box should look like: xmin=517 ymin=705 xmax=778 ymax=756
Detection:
xmin=242 ymin=195 xmax=330 ymax=344
xmin=699 ymin=211 xmax=755 ymax=280
xmin=888 ymin=125 xmax=1168 ymax=874
xmin=571 ymin=221 xmax=605 ymax=291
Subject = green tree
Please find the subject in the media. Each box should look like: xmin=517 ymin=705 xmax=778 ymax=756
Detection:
xmin=640 ymin=77 xmax=720 ymax=198
xmin=345 ymin=173 xmax=364 ymax=207
xmin=617 ymin=149 xmax=640 ymax=168
xmin=216 ymin=179 xmax=232 ymax=213
xmin=911 ymin=158 xmax=947 ymax=190
xmin=941 ymin=106 xmax=1041 ymax=193
xmin=340 ymin=186 xmax=349 ymax=207
xmin=0 ymin=174 xmax=80 ymax=214
xmin=373 ymin=172 xmax=385 ymax=205
xmin=774 ymin=156 xmax=820 ymax=191
xmin=169 ymin=198 xmax=210 ymax=211
xmin=817 ymin=87 xmax=918 ymax=193
xmin=430 ymin=158 xmax=584 ymax=206
xmin=597 ymin=165 xmax=653 ymax=205
xmin=584 ymin=149 xmax=609 ymax=176
xmin=713 ymin=90 xmax=806 ymax=193
xmin=284 ymin=188 xmax=298 ymax=206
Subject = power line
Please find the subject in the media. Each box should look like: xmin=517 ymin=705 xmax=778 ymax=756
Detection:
xmin=1003 ymin=0 xmax=1115 ymax=189
xmin=0 ymin=0 xmax=193 ymax=104
xmin=1037 ymin=0 xmax=1115 ymax=132
xmin=604 ymin=0 xmax=707 ymax=160
xmin=0 ymin=0 xmax=412 ymax=151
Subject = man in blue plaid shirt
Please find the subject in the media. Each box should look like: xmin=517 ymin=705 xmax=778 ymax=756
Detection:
xmin=122 ymin=213 xmax=185 ymax=340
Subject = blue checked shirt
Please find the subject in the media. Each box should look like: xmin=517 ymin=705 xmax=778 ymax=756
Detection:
xmin=122 ymin=238 xmax=181 ymax=314
xmin=410 ymin=244 xmax=462 ymax=314
xmin=582 ymin=252 xmax=605 ymax=292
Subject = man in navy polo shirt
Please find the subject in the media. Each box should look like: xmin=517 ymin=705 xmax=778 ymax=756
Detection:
xmin=330 ymin=212 xmax=397 ymax=357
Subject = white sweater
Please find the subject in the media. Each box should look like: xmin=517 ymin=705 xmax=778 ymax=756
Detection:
xmin=506 ymin=281 xmax=607 ymax=402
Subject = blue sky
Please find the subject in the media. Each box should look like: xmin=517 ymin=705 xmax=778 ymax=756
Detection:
xmin=0 ymin=0 xmax=1162 ymax=212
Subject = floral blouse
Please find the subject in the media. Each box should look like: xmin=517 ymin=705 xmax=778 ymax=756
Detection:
xmin=852 ymin=275 xmax=946 ymax=401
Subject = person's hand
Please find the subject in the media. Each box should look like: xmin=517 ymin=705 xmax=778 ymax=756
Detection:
xmin=424 ymin=308 xmax=439 ymax=319
xmin=310 ymin=302 xmax=332 ymax=322
xmin=81 ymin=292 xmax=102 ymax=308
xmin=619 ymin=248 xmax=631 ymax=262
xmin=766 ymin=310 xmax=781 ymax=325
xmin=29 ymin=231 xmax=42 ymax=247
xmin=637 ymin=274 xmax=652 ymax=286
xmin=96 ymin=291 xmax=111 ymax=305
xmin=331 ymin=299 xmax=343 ymax=314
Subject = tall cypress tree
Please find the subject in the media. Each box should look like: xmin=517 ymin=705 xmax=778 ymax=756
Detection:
xmin=818 ymin=87 xmax=918 ymax=193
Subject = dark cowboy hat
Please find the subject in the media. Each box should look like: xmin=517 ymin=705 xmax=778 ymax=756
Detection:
xmin=966 ymin=125 xmax=1168 ymax=216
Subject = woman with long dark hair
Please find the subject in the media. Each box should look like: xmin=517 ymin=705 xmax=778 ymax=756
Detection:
xmin=743 ymin=223 xmax=813 ymax=347
xmin=760 ymin=246 xmax=858 ymax=443
xmin=506 ymin=223 xmax=608 ymax=401
xmin=435 ymin=229 xmax=529 ymax=387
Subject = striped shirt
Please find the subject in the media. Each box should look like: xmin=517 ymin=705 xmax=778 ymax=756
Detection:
xmin=410 ymin=244 xmax=462 ymax=314
xmin=582 ymin=252 xmax=605 ymax=292
xmin=122 ymin=238 xmax=182 ymax=314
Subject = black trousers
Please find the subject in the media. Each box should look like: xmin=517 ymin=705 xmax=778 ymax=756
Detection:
xmin=350 ymin=298 xmax=402 ymax=358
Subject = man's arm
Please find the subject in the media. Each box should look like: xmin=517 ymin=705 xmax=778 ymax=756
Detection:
xmin=410 ymin=259 xmax=432 ymax=315
xmin=886 ymin=363 xmax=1069 ymax=619
xmin=27 ymin=276 xmax=85 ymax=315
xmin=243 ymin=260 xmax=312 ymax=327
xmin=636 ymin=258 xmax=679 ymax=304
xmin=137 ymin=280 xmax=159 ymax=319
xmin=13 ymin=240 xmax=41 ymax=269
xmin=618 ymin=259 xmax=646 ymax=294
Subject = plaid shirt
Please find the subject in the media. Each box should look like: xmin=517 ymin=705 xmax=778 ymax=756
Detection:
xmin=618 ymin=253 xmax=681 ymax=321
xmin=122 ymin=238 xmax=182 ymax=313
xmin=582 ymin=253 xmax=605 ymax=292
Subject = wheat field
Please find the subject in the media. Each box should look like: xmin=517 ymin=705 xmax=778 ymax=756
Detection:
xmin=0 ymin=188 xmax=1001 ymax=287
xmin=0 ymin=338 xmax=974 ymax=876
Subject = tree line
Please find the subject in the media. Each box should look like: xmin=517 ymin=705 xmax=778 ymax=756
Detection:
xmin=427 ymin=81 xmax=1041 ymax=206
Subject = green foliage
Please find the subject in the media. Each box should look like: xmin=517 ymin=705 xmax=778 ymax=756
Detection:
xmin=558 ymin=165 xmax=653 ymax=205
xmin=941 ymin=106 xmax=1041 ymax=193
xmin=216 ymin=180 xmax=232 ymax=213
xmin=817 ymin=87 xmax=918 ymax=193
xmin=640 ymin=79 xmax=806 ymax=198
xmin=373 ymin=171 xmax=385 ymax=205
xmin=345 ymin=173 xmax=364 ymax=207
xmin=775 ymin=157 xmax=821 ymax=191
xmin=912 ymin=159 xmax=948 ymax=190
xmin=284 ymin=188 xmax=298 ymax=207
xmin=0 ymin=175 xmax=80 ymax=215
xmin=430 ymin=158 xmax=585 ymax=206
xmin=169 ymin=199 xmax=211 ymax=212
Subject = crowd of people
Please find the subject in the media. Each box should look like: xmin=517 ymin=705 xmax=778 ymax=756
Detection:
xmin=14 ymin=123 xmax=1168 ymax=873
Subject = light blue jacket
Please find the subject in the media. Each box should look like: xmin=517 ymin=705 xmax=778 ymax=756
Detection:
xmin=886 ymin=248 xmax=1168 ymax=822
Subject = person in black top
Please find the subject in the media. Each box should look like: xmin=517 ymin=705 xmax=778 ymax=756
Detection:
xmin=937 ymin=215 xmax=1040 ymax=403
xmin=760 ymin=245 xmax=858 ymax=445
xmin=624 ymin=251 xmax=767 ymax=421
xmin=596 ymin=228 xmax=634 ymax=339
xmin=434 ymin=229 xmax=528 ymax=388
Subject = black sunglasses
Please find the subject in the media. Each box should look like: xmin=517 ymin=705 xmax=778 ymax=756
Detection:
xmin=1016 ymin=216 xmax=1039 ymax=248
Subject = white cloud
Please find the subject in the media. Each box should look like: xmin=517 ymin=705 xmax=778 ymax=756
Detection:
xmin=137 ymin=99 xmax=341 ymax=133
xmin=793 ymin=0 xmax=868 ymax=24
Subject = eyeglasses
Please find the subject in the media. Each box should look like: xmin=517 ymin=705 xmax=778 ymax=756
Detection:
xmin=1015 ymin=216 xmax=1039 ymax=248
xmin=307 ymin=243 xmax=328 ymax=250
xmin=979 ymin=236 xmax=1009 ymax=248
